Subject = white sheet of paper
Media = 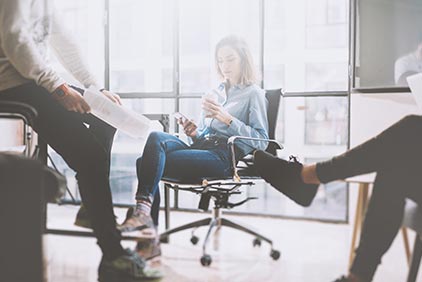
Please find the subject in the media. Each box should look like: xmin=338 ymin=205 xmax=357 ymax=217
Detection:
xmin=84 ymin=87 xmax=151 ymax=139
xmin=407 ymin=73 xmax=422 ymax=114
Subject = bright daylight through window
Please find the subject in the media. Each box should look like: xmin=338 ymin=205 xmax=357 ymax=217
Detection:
xmin=51 ymin=0 xmax=350 ymax=222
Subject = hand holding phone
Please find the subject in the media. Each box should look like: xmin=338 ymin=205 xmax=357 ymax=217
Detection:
xmin=173 ymin=112 xmax=188 ymax=124
xmin=173 ymin=112 xmax=197 ymax=137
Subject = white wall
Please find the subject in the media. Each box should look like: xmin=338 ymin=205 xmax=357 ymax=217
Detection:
xmin=350 ymin=92 xmax=420 ymax=147
xmin=0 ymin=120 xmax=24 ymax=148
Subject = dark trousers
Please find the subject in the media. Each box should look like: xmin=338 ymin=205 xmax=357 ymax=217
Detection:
xmin=316 ymin=115 xmax=422 ymax=281
xmin=0 ymin=82 xmax=124 ymax=260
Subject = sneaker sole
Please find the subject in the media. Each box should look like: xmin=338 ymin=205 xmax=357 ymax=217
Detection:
xmin=137 ymin=245 xmax=162 ymax=261
xmin=119 ymin=226 xmax=156 ymax=237
xmin=98 ymin=268 xmax=162 ymax=282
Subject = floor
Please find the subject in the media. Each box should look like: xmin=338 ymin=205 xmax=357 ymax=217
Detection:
xmin=45 ymin=205 xmax=420 ymax=282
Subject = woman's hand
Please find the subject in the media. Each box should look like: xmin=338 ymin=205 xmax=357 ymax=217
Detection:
xmin=202 ymin=97 xmax=233 ymax=126
xmin=179 ymin=118 xmax=198 ymax=137
xmin=101 ymin=89 xmax=122 ymax=105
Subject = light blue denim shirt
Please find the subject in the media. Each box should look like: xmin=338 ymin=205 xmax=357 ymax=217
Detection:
xmin=196 ymin=83 xmax=269 ymax=156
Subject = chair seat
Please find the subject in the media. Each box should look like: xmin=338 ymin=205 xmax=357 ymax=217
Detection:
xmin=403 ymin=199 xmax=422 ymax=234
xmin=161 ymin=167 xmax=261 ymax=186
xmin=162 ymin=174 xmax=261 ymax=186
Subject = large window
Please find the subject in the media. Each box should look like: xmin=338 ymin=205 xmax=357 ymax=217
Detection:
xmin=180 ymin=0 xmax=260 ymax=94
xmin=109 ymin=0 xmax=174 ymax=93
xmin=52 ymin=0 xmax=350 ymax=222
xmin=264 ymin=0 xmax=349 ymax=92
xmin=52 ymin=0 xmax=105 ymax=87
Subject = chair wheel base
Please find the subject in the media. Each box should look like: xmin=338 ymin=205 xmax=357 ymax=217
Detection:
xmin=190 ymin=235 xmax=199 ymax=245
xmin=253 ymin=238 xmax=262 ymax=247
xmin=270 ymin=249 xmax=281 ymax=260
xmin=200 ymin=254 xmax=212 ymax=266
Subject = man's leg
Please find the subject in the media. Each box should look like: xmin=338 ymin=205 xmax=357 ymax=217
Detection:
xmin=348 ymin=170 xmax=408 ymax=281
xmin=72 ymin=85 xmax=116 ymax=178
xmin=0 ymin=83 xmax=124 ymax=259
xmin=254 ymin=114 xmax=422 ymax=206
xmin=316 ymin=114 xmax=422 ymax=183
xmin=71 ymin=87 xmax=117 ymax=228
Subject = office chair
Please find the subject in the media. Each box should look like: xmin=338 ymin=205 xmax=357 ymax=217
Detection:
xmin=0 ymin=101 xmax=37 ymax=157
xmin=159 ymin=89 xmax=283 ymax=266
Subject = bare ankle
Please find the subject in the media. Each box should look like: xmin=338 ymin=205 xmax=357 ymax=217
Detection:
xmin=348 ymin=273 xmax=364 ymax=282
xmin=300 ymin=164 xmax=321 ymax=184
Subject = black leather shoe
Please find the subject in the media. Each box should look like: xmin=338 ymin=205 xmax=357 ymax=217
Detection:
xmin=254 ymin=150 xmax=319 ymax=207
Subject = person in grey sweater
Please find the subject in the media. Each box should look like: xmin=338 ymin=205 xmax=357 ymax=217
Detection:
xmin=0 ymin=0 xmax=161 ymax=280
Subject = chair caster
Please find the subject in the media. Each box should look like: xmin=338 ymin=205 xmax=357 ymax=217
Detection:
xmin=190 ymin=235 xmax=199 ymax=245
xmin=270 ymin=249 xmax=281 ymax=261
xmin=200 ymin=254 xmax=212 ymax=266
xmin=252 ymin=238 xmax=262 ymax=247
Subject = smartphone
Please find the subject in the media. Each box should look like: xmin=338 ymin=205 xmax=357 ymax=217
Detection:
xmin=173 ymin=112 xmax=188 ymax=123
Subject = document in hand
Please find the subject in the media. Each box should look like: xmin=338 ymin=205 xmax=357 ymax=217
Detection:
xmin=407 ymin=73 xmax=422 ymax=113
xmin=84 ymin=87 xmax=151 ymax=139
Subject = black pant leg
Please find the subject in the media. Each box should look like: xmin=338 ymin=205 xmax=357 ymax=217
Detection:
xmin=350 ymin=170 xmax=409 ymax=281
xmin=316 ymin=115 xmax=422 ymax=183
xmin=71 ymin=85 xmax=116 ymax=178
xmin=0 ymin=83 xmax=124 ymax=259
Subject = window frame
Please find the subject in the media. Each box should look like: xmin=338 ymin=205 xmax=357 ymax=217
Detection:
xmin=97 ymin=0 xmax=352 ymax=223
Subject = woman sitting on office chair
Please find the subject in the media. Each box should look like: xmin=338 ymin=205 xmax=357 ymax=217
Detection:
xmin=119 ymin=35 xmax=269 ymax=237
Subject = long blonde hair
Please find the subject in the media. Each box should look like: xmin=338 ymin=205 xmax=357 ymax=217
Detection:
xmin=215 ymin=35 xmax=258 ymax=86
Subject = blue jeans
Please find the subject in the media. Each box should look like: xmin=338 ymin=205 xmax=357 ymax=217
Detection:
xmin=136 ymin=132 xmax=233 ymax=225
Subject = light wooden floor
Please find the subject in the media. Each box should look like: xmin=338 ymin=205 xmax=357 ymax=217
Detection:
xmin=45 ymin=205 xmax=420 ymax=282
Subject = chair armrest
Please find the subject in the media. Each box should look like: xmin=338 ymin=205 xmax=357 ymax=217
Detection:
xmin=143 ymin=114 xmax=170 ymax=133
xmin=227 ymin=136 xmax=283 ymax=181
xmin=227 ymin=136 xmax=283 ymax=149
xmin=0 ymin=101 xmax=38 ymax=126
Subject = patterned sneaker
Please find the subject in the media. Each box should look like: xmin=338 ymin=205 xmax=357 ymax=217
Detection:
xmin=136 ymin=237 xmax=162 ymax=261
xmin=119 ymin=207 xmax=155 ymax=233
xmin=254 ymin=150 xmax=319 ymax=207
xmin=98 ymin=248 xmax=163 ymax=282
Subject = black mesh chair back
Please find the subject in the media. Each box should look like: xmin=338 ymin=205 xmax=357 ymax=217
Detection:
xmin=264 ymin=89 xmax=283 ymax=155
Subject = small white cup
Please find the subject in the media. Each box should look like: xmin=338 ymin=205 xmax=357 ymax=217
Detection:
xmin=202 ymin=89 xmax=220 ymax=126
